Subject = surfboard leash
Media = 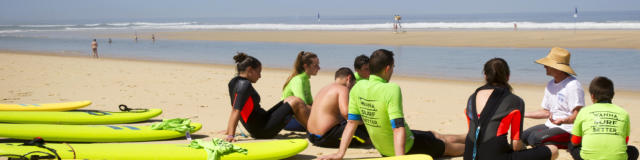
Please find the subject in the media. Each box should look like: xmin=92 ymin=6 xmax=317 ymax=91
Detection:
xmin=119 ymin=104 xmax=148 ymax=112
xmin=63 ymin=143 xmax=76 ymax=159
xmin=18 ymin=137 xmax=61 ymax=160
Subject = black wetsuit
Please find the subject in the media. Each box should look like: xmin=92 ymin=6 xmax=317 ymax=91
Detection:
xmin=228 ymin=76 xmax=293 ymax=138
xmin=464 ymin=85 xmax=551 ymax=160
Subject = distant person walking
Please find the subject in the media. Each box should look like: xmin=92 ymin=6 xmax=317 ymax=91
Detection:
xmin=514 ymin=23 xmax=518 ymax=31
xmin=135 ymin=32 xmax=138 ymax=43
xmin=152 ymin=34 xmax=156 ymax=43
xmin=393 ymin=15 xmax=402 ymax=33
xmin=91 ymin=39 xmax=99 ymax=58
xmin=108 ymin=38 xmax=112 ymax=44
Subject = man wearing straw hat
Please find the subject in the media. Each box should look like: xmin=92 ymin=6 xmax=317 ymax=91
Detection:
xmin=522 ymin=47 xmax=585 ymax=149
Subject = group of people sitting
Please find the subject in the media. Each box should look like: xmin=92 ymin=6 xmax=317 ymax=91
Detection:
xmin=225 ymin=47 xmax=638 ymax=160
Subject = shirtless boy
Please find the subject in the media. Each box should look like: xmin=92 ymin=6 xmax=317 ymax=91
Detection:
xmin=307 ymin=67 xmax=369 ymax=148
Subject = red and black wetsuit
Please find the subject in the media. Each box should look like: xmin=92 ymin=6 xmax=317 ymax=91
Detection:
xmin=464 ymin=85 xmax=551 ymax=160
xmin=228 ymin=76 xmax=293 ymax=138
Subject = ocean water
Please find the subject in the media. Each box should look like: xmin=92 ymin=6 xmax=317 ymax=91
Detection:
xmin=0 ymin=11 xmax=639 ymax=90
xmin=1 ymin=11 xmax=640 ymax=34
xmin=1 ymin=36 xmax=639 ymax=91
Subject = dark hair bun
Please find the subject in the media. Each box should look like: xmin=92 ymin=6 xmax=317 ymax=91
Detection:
xmin=233 ymin=52 xmax=248 ymax=63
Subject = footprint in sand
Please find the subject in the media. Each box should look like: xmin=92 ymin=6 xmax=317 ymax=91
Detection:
xmin=16 ymin=91 xmax=32 ymax=97
xmin=2 ymin=97 xmax=19 ymax=101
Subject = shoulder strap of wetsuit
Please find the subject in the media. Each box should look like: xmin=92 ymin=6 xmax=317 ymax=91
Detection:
xmin=471 ymin=85 xmax=510 ymax=137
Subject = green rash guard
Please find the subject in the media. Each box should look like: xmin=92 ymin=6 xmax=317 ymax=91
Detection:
xmin=281 ymin=72 xmax=313 ymax=105
xmin=572 ymin=103 xmax=630 ymax=160
xmin=347 ymin=75 xmax=413 ymax=156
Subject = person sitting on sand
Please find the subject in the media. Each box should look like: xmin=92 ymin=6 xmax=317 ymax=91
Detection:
xmin=282 ymin=51 xmax=320 ymax=131
xmin=307 ymin=67 xmax=370 ymax=148
xmin=568 ymin=76 xmax=638 ymax=160
xmin=319 ymin=49 xmax=465 ymax=160
xmin=225 ymin=52 xmax=311 ymax=142
xmin=523 ymin=47 xmax=585 ymax=149
xmin=464 ymin=58 xmax=558 ymax=160
xmin=353 ymin=54 xmax=370 ymax=82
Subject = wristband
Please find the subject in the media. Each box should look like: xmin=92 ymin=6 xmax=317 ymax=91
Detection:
xmin=227 ymin=135 xmax=235 ymax=139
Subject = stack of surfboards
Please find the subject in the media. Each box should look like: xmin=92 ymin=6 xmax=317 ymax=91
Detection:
xmin=0 ymin=101 xmax=308 ymax=160
xmin=0 ymin=101 xmax=194 ymax=142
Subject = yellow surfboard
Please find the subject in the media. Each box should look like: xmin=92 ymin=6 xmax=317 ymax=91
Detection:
xmin=0 ymin=100 xmax=91 ymax=111
xmin=360 ymin=154 xmax=433 ymax=160
xmin=0 ymin=122 xmax=201 ymax=142
xmin=0 ymin=139 xmax=308 ymax=160
xmin=0 ymin=109 xmax=162 ymax=124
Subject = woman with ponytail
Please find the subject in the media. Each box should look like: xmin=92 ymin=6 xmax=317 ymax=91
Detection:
xmin=281 ymin=51 xmax=320 ymax=131
xmin=226 ymin=52 xmax=311 ymax=142
xmin=463 ymin=58 xmax=558 ymax=160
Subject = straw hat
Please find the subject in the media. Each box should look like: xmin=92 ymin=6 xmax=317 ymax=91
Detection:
xmin=535 ymin=47 xmax=577 ymax=76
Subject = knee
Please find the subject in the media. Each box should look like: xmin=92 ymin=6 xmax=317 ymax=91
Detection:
xmin=283 ymin=96 xmax=303 ymax=108
xmin=545 ymin=145 xmax=559 ymax=160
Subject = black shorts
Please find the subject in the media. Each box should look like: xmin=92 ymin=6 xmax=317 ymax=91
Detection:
xmin=569 ymin=144 xmax=639 ymax=160
xmin=308 ymin=121 xmax=369 ymax=148
xmin=407 ymin=130 xmax=445 ymax=159
xmin=522 ymin=124 xmax=570 ymax=148
xmin=246 ymin=101 xmax=293 ymax=138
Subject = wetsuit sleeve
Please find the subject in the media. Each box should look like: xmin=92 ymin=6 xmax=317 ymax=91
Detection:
xmin=387 ymin=85 xmax=405 ymax=126
xmin=232 ymin=80 xmax=251 ymax=111
xmin=511 ymin=98 xmax=525 ymax=140
xmin=347 ymin=87 xmax=362 ymax=121
xmin=465 ymin=109 xmax=470 ymax=129
xmin=509 ymin=110 xmax=523 ymax=140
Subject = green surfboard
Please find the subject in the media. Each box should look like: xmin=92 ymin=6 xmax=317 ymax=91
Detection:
xmin=0 ymin=122 xmax=201 ymax=142
xmin=0 ymin=139 xmax=308 ymax=160
xmin=0 ymin=109 xmax=162 ymax=124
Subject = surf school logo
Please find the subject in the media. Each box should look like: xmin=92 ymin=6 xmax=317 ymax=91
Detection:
xmin=359 ymin=97 xmax=380 ymax=128
xmin=590 ymin=111 xmax=622 ymax=135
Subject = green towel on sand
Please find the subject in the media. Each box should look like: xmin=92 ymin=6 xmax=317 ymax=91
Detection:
xmin=150 ymin=118 xmax=195 ymax=133
xmin=189 ymin=138 xmax=248 ymax=160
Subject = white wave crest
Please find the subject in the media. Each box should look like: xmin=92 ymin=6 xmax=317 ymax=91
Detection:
xmin=4 ymin=21 xmax=640 ymax=33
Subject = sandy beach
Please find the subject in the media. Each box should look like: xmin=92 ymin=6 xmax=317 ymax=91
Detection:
xmin=106 ymin=30 xmax=640 ymax=49
xmin=1 ymin=51 xmax=638 ymax=160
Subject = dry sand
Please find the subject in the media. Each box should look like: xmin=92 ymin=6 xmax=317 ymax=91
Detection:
xmin=107 ymin=30 xmax=640 ymax=49
xmin=1 ymin=51 xmax=639 ymax=160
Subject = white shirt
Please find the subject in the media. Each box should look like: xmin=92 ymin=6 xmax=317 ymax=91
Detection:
xmin=542 ymin=76 xmax=585 ymax=132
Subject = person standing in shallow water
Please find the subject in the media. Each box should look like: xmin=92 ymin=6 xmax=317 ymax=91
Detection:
xmin=91 ymin=39 xmax=98 ymax=58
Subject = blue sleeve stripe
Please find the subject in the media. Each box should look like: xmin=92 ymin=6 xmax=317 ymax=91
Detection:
xmin=348 ymin=114 xmax=361 ymax=120
xmin=391 ymin=119 xmax=397 ymax=128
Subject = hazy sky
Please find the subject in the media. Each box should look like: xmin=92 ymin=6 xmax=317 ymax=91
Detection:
xmin=1 ymin=0 xmax=639 ymax=23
